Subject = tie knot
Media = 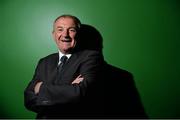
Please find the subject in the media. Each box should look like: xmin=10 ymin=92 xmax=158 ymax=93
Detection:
xmin=60 ymin=55 xmax=68 ymax=64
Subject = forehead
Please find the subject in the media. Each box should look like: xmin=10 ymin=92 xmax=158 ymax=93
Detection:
xmin=54 ymin=17 xmax=76 ymax=27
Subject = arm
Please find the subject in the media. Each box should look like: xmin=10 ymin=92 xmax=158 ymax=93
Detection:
xmin=25 ymin=73 xmax=83 ymax=112
xmin=24 ymin=59 xmax=43 ymax=112
xmin=34 ymin=75 xmax=83 ymax=96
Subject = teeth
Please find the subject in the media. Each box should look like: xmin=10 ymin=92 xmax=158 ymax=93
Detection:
xmin=61 ymin=39 xmax=71 ymax=42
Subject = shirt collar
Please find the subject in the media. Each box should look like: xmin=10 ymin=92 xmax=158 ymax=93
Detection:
xmin=58 ymin=50 xmax=71 ymax=65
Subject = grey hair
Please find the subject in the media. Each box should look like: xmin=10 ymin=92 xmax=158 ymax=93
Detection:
xmin=53 ymin=14 xmax=81 ymax=30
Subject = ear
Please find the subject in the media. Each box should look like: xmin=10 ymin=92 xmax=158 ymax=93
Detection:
xmin=52 ymin=31 xmax=55 ymax=40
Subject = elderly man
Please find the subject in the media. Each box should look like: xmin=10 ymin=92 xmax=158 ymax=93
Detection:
xmin=24 ymin=14 xmax=104 ymax=118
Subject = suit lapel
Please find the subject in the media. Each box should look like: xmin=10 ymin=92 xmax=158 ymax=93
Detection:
xmin=47 ymin=53 xmax=59 ymax=83
xmin=50 ymin=53 xmax=59 ymax=69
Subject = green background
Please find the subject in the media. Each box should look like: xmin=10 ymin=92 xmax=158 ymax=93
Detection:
xmin=0 ymin=0 xmax=180 ymax=118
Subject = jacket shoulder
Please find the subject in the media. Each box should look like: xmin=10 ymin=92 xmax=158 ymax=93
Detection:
xmin=40 ymin=53 xmax=58 ymax=60
xmin=37 ymin=53 xmax=58 ymax=64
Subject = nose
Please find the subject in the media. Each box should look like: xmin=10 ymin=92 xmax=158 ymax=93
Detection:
xmin=62 ymin=30 xmax=69 ymax=37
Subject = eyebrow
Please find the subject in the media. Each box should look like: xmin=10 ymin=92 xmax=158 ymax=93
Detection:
xmin=56 ymin=26 xmax=77 ymax=29
xmin=56 ymin=26 xmax=63 ymax=28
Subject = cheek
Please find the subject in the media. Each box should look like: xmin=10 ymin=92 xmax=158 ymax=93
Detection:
xmin=70 ymin=40 xmax=75 ymax=47
xmin=70 ymin=33 xmax=77 ymax=39
xmin=54 ymin=33 xmax=61 ymax=39
xmin=69 ymin=34 xmax=76 ymax=45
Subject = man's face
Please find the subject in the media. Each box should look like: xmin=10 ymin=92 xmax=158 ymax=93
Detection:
xmin=52 ymin=17 xmax=78 ymax=54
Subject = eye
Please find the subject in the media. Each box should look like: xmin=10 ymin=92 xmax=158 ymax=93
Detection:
xmin=69 ymin=28 xmax=76 ymax=32
xmin=57 ymin=28 xmax=63 ymax=32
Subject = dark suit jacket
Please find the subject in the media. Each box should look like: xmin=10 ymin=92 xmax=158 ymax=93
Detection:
xmin=24 ymin=50 xmax=105 ymax=118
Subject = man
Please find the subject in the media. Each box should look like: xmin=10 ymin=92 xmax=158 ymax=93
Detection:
xmin=24 ymin=14 xmax=104 ymax=118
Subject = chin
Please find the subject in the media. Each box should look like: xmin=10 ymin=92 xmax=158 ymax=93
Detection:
xmin=61 ymin=48 xmax=72 ymax=54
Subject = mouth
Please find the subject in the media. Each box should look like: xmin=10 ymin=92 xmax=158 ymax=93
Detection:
xmin=61 ymin=38 xmax=72 ymax=42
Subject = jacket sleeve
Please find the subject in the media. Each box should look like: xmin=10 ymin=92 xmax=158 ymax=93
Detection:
xmin=35 ymin=51 xmax=104 ymax=106
xmin=24 ymin=59 xmax=43 ymax=113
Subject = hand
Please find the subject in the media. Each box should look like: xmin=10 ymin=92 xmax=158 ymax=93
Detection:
xmin=34 ymin=81 xmax=43 ymax=94
xmin=71 ymin=75 xmax=84 ymax=84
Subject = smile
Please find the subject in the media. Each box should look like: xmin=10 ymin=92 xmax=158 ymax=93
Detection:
xmin=61 ymin=39 xmax=72 ymax=42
